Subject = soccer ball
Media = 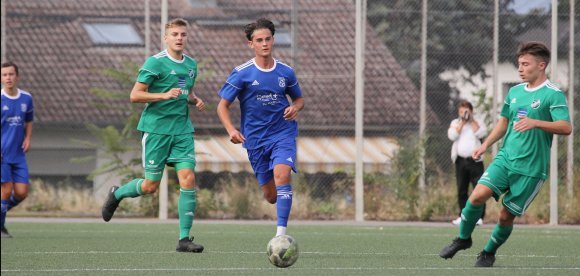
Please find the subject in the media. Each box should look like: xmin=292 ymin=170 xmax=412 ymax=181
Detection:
xmin=266 ymin=235 xmax=299 ymax=268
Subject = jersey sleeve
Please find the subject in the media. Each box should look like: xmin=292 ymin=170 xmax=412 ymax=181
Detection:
xmin=25 ymin=95 xmax=34 ymax=122
xmin=286 ymin=70 xmax=302 ymax=99
xmin=500 ymin=90 xmax=511 ymax=118
xmin=136 ymin=57 xmax=161 ymax=86
xmin=218 ymin=69 xmax=243 ymax=102
xmin=549 ymin=92 xmax=570 ymax=122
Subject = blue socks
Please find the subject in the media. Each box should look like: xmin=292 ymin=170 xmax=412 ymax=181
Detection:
xmin=7 ymin=195 xmax=23 ymax=211
xmin=1 ymin=200 xmax=8 ymax=229
xmin=276 ymin=184 xmax=293 ymax=229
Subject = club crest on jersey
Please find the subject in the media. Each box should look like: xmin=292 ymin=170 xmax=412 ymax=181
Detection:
xmin=278 ymin=77 xmax=286 ymax=88
xmin=21 ymin=104 xmax=27 ymax=112
xmin=188 ymin=68 xmax=195 ymax=79
xmin=531 ymin=100 xmax=540 ymax=109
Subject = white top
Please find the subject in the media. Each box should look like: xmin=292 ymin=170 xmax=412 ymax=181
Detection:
xmin=448 ymin=117 xmax=487 ymax=162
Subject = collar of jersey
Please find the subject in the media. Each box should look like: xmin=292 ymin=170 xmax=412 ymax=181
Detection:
xmin=252 ymin=58 xmax=277 ymax=72
xmin=524 ymin=79 xmax=549 ymax=92
xmin=164 ymin=49 xmax=185 ymax=64
xmin=0 ymin=88 xmax=22 ymax=99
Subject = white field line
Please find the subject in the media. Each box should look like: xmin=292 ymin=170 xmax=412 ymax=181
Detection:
xmin=2 ymin=250 xmax=579 ymax=259
xmin=2 ymin=267 xmax=579 ymax=273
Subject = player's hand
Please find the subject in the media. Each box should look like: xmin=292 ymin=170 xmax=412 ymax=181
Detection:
xmin=191 ymin=96 xmax=206 ymax=111
xmin=283 ymin=105 xmax=300 ymax=121
xmin=22 ymin=138 xmax=31 ymax=153
xmin=162 ymin=88 xmax=181 ymax=100
xmin=472 ymin=144 xmax=487 ymax=161
xmin=228 ymin=130 xmax=246 ymax=144
xmin=513 ymin=116 xmax=536 ymax=132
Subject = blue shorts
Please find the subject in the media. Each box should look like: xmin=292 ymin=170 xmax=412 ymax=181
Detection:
xmin=1 ymin=160 xmax=30 ymax=184
xmin=247 ymin=138 xmax=298 ymax=186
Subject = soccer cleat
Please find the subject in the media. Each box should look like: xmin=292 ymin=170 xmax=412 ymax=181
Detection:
xmin=176 ymin=237 xmax=204 ymax=253
xmin=439 ymin=237 xmax=472 ymax=259
xmin=101 ymin=186 xmax=120 ymax=222
xmin=475 ymin=250 xmax=496 ymax=267
xmin=476 ymin=218 xmax=483 ymax=226
xmin=1 ymin=226 xmax=12 ymax=238
xmin=452 ymin=217 xmax=462 ymax=225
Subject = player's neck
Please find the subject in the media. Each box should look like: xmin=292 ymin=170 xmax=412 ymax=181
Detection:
xmin=166 ymin=49 xmax=183 ymax=61
xmin=254 ymin=56 xmax=274 ymax=70
xmin=2 ymin=87 xmax=18 ymax=96
xmin=526 ymin=75 xmax=547 ymax=89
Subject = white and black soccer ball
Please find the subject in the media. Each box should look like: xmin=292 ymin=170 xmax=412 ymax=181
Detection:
xmin=266 ymin=235 xmax=299 ymax=268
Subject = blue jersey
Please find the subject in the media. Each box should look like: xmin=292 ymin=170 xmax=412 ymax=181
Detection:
xmin=1 ymin=89 xmax=34 ymax=163
xmin=219 ymin=59 xmax=302 ymax=149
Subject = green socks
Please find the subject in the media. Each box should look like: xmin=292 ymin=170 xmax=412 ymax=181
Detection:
xmin=459 ymin=201 xmax=484 ymax=240
xmin=114 ymin=179 xmax=144 ymax=200
xmin=178 ymin=188 xmax=197 ymax=240
xmin=484 ymin=224 xmax=513 ymax=253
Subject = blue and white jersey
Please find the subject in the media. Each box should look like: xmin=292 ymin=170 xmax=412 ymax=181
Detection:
xmin=1 ymin=89 xmax=34 ymax=163
xmin=219 ymin=59 xmax=302 ymax=149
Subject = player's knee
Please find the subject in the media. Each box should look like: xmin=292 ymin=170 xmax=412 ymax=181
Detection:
xmin=498 ymin=208 xmax=515 ymax=226
xmin=141 ymin=181 xmax=160 ymax=194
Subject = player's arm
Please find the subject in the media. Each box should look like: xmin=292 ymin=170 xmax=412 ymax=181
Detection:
xmin=217 ymin=98 xmax=245 ymax=144
xmin=283 ymin=97 xmax=304 ymax=121
xmin=472 ymin=116 xmax=508 ymax=160
xmin=129 ymin=82 xmax=180 ymax=103
xmin=22 ymin=121 xmax=33 ymax=152
xmin=514 ymin=118 xmax=571 ymax=135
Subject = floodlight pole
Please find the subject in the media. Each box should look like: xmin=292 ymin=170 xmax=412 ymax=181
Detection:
xmin=1 ymin=0 xmax=5 ymax=63
xmin=418 ymin=0 xmax=427 ymax=192
xmin=159 ymin=0 xmax=169 ymax=220
xmin=549 ymin=0 xmax=558 ymax=226
xmin=566 ymin=0 xmax=575 ymax=196
xmin=354 ymin=0 xmax=366 ymax=222
xmin=491 ymin=0 xmax=499 ymax=156
xmin=145 ymin=0 xmax=150 ymax=58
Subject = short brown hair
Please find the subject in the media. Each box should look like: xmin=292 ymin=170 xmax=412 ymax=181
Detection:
xmin=244 ymin=18 xmax=275 ymax=41
xmin=1 ymin=61 xmax=19 ymax=76
xmin=165 ymin=18 xmax=188 ymax=32
xmin=517 ymin=41 xmax=550 ymax=65
xmin=457 ymin=100 xmax=473 ymax=111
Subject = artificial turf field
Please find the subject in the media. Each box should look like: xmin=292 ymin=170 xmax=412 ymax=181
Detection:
xmin=1 ymin=219 xmax=579 ymax=275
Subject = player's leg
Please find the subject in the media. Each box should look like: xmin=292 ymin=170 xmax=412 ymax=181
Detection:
xmin=1 ymin=162 xmax=14 ymax=238
xmin=270 ymin=138 xmax=297 ymax=237
xmin=470 ymin=160 xmax=486 ymax=223
xmin=7 ymin=161 xmax=30 ymax=211
xmin=102 ymin=132 xmax=168 ymax=221
xmin=171 ymin=133 xmax=203 ymax=253
xmin=248 ymin=146 xmax=277 ymax=203
xmin=476 ymin=175 xmax=543 ymax=267
xmin=475 ymin=207 xmax=514 ymax=267
xmin=440 ymin=161 xmax=507 ymax=259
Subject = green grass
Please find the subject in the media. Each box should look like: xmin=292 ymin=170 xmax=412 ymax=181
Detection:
xmin=1 ymin=220 xmax=579 ymax=275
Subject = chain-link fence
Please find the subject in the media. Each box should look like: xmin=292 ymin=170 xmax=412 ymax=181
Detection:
xmin=3 ymin=0 xmax=578 ymax=222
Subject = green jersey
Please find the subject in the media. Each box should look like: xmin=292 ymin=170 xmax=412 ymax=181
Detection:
xmin=497 ymin=80 xmax=570 ymax=179
xmin=136 ymin=50 xmax=198 ymax=135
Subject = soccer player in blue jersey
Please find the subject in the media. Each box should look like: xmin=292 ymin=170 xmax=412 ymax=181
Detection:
xmin=217 ymin=18 xmax=305 ymax=237
xmin=1 ymin=62 xmax=34 ymax=238
xmin=439 ymin=42 xmax=572 ymax=267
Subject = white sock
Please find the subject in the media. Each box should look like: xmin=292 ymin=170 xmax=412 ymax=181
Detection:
xmin=276 ymin=226 xmax=286 ymax=237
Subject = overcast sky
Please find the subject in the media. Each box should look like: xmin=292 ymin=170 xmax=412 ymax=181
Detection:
xmin=509 ymin=0 xmax=551 ymax=14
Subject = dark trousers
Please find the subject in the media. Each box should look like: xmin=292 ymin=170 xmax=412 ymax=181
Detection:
xmin=455 ymin=156 xmax=485 ymax=219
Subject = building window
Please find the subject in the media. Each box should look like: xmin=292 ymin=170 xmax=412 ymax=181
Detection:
xmin=83 ymin=23 xmax=143 ymax=45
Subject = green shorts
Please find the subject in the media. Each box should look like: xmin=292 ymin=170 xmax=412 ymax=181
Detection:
xmin=141 ymin=132 xmax=196 ymax=181
xmin=478 ymin=160 xmax=544 ymax=217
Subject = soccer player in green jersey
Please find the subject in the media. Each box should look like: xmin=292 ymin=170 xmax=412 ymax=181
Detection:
xmin=439 ymin=41 xmax=572 ymax=267
xmin=101 ymin=18 xmax=206 ymax=253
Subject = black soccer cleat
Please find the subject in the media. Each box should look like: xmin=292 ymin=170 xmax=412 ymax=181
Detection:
xmin=176 ymin=237 xmax=204 ymax=253
xmin=101 ymin=186 xmax=121 ymax=222
xmin=474 ymin=250 xmax=496 ymax=267
xmin=439 ymin=237 xmax=472 ymax=259
xmin=1 ymin=226 xmax=12 ymax=238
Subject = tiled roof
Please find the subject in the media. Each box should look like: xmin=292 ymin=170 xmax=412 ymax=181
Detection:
xmin=5 ymin=0 xmax=438 ymax=131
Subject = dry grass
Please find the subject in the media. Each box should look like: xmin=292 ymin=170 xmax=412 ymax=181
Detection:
xmin=8 ymin=176 xmax=580 ymax=224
